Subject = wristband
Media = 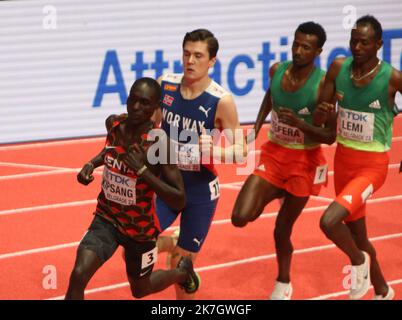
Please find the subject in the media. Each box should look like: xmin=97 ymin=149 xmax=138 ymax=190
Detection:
xmin=136 ymin=165 xmax=148 ymax=176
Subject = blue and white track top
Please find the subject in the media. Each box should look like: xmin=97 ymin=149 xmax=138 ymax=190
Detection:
xmin=160 ymin=73 xmax=230 ymax=202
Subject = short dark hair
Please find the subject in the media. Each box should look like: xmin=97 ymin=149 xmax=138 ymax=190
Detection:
xmin=295 ymin=21 xmax=327 ymax=48
xmin=182 ymin=29 xmax=219 ymax=58
xmin=356 ymin=15 xmax=382 ymax=40
xmin=130 ymin=77 xmax=161 ymax=102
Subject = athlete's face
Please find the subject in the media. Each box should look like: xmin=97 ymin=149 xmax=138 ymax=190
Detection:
xmin=126 ymin=83 xmax=159 ymax=125
xmin=182 ymin=41 xmax=216 ymax=81
xmin=292 ymin=31 xmax=322 ymax=67
xmin=350 ymin=24 xmax=382 ymax=64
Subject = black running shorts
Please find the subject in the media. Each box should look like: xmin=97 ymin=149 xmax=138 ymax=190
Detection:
xmin=78 ymin=215 xmax=157 ymax=278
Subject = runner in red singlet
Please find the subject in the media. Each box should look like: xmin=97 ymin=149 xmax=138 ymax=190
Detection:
xmin=65 ymin=77 xmax=199 ymax=300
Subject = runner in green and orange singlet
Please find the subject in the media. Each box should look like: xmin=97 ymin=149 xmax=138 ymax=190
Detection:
xmin=316 ymin=15 xmax=402 ymax=300
xmin=232 ymin=22 xmax=335 ymax=300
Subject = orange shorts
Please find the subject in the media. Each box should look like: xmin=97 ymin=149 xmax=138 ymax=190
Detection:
xmin=253 ymin=141 xmax=327 ymax=197
xmin=334 ymin=143 xmax=389 ymax=222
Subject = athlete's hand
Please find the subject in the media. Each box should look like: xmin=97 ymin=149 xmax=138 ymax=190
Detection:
xmin=200 ymin=127 xmax=213 ymax=160
xmin=313 ymin=102 xmax=335 ymax=126
xmin=124 ymin=143 xmax=146 ymax=173
xmin=278 ymin=107 xmax=302 ymax=128
xmin=77 ymin=162 xmax=95 ymax=185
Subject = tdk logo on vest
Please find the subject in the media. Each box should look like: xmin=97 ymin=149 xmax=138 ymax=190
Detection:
xmin=162 ymin=109 xmax=205 ymax=132
xmin=344 ymin=111 xmax=368 ymax=122
xmin=340 ymin=109 xmax=368 ymax=122
xmin=104 ymin=170 xmax=131 ymax=186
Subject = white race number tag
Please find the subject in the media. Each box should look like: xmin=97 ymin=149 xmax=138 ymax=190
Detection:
xmin=314 ymin=164 xmax=328 ymax=185
xmin=101 ymin=167 xmax=137 ymax=206
xmin=209 ymin=177 xmax=220 ymax=201
xmin=338 ymin=107 xmax=375 ymax=142
xmin=177 ymin=143 xmax=201 ymax=171
xmin=270 ymin=109 xmax=305 ymax=144
xmin=141 ymin=247 xmax=158 ymax=269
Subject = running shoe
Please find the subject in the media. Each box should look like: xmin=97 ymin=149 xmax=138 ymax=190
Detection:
xmin=177 ymin=256 xmax=200 ymax=294
xmin=349 ymin=251 xmax=370 ymax=299
xmin=270 ymin=281 xmax=293 ymax=300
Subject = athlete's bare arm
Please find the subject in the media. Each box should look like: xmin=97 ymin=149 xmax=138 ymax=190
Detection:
xmin=390 ymin=68 xmax=402 ymax=171
xmin=124 ymin=135 xmax=186 ymax=211
xmin=248 ymin=62 xmax=280 ymax=143
xmin=88 ymin=114 xmax=120 ymax=168
xmin=278 ymin=60 xmax=344 ymax=145
xmin=157 ymin=161 xmax=186 ymax=210
xmin=210 ymin=93 xmax=247 ymax=162
xmin=317 ymin=58 xmax=345 ymax=105
xmin=77 ymin=115 xmax=118 ymax=185
xmin=389 ymin=68 xmax=402 ymax=105
xmin=291 ymin=57 xmax=346 ymax=144
xmin=204 ymin=64 xmax=282 ymax=162
xmin=77 ymin=150 xmax=105 ymax=185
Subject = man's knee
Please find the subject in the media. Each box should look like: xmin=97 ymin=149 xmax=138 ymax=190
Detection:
xmin=320 ymin=203 xmax=348 ymax=234
xmin=70 ymin=265 xmax=91 ymax=286
xmin=319 ymin=211 xmax=338 ymax=235
xmin=231 ymin=211 xmax=249 ymax=227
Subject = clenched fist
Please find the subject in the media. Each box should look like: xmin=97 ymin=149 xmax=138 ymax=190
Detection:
xmin=77 ymin=162 xmax=95 ymax=185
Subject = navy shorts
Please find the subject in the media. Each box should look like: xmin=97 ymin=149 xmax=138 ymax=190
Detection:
xmin=79 ymin=215 xmax=157 ymax=279
xmin=156 ymin=197 xmax=218 ymax=253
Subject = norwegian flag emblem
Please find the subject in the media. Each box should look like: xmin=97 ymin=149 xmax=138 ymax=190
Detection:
xmin=163 ymin=94 xmax=174 ymax=106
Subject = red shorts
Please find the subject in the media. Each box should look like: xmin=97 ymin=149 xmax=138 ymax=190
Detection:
xmin=253 ymin=141 xmax=327 ymax=197
xmin=334 ymin=143 xmax=389 ymax=222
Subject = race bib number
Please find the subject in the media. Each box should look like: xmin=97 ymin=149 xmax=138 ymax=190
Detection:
xmin=209 ymin=177 xmax=220 ymax=201
xmin=141 ymin=247 xmax=158 ymax=269
xmin=270 ymin=109 xmax=305 ymax=144
xmin=177 ymin=142 xmax=201 ymax=171
xmin=338 ymin=107 xmax=374 ymax=142
xmin=313 ymin=164 xmax=328 ymax=185
xmin=101 ymin=167 xmax=136 ymax=206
